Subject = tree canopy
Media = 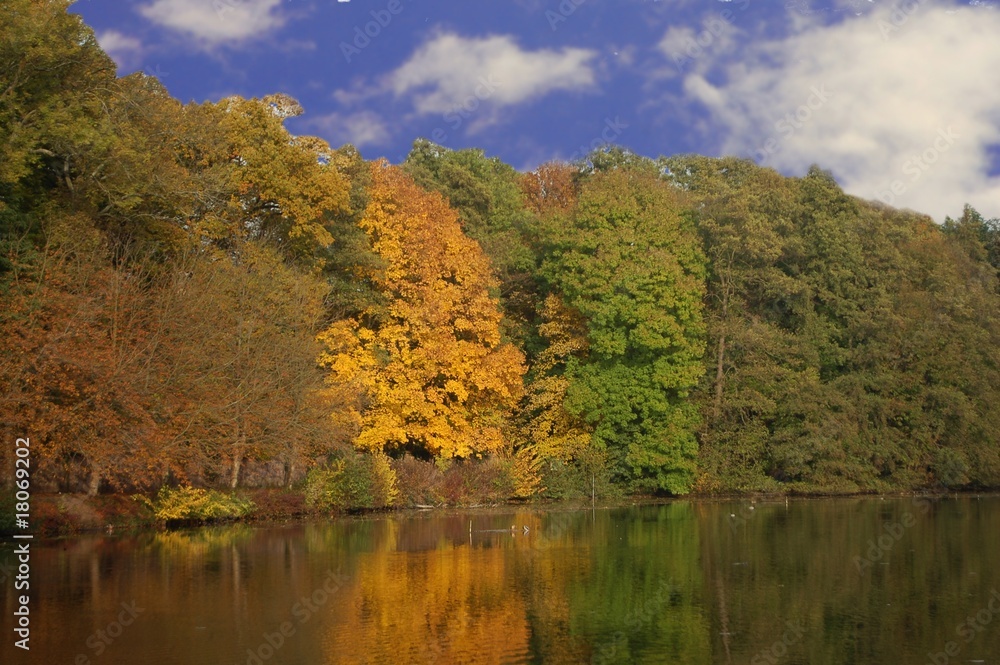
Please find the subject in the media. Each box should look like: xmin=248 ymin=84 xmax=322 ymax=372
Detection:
xmin=3 ymin=1 xmax=1000 ymax=499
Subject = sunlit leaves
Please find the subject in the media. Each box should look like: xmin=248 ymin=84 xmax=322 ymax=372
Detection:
xmin=319 ymin=162 xmax=525 ymax=460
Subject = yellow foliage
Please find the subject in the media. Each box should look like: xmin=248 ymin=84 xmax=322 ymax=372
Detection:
xmin=519 ymin=295 xmax=593 ymax=464
xmin=319 ymin=162 xmax=525 ymax=459
xmin=140 ymin=486 xmax=255 ymax=522
xmin=507 ymin=446 xmax=543 ymax=498
xmin=210 ymin=95 xmax=350 ymax=261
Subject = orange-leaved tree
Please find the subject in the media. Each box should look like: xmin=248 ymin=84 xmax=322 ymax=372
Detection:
xmin=319 ymin=162 xmax=525 ymax=459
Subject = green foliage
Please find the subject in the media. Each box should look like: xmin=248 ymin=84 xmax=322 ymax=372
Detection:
xmin=672 ymin=156 xmax=1000 ymax=492
xmin=943 ymin=203 xmax=1000 ymax=270
xmin=320 ymin=145 xmax=387 ymax=321
xmin=540 ymin=167 xmax=708 ymax=494
xmin=578 ymin=145 xmax=660 ymax=177
xmin=140 ymin=487 xmax=255 ymax=523
xmin=0 ymin=0 xmax=117 ymax=196
xmin=538 ymin=446 xmax=621 ymax=501
xmin=304 ymin=453 xmax=399 ymax=511
xmin=403 ymin=139 xmax=536 ymax=277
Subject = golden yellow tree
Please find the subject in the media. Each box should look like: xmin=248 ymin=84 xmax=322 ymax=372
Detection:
xmin=319 ymin=162 xmax=525 ymax=459
xmin=518 ymin=294 xmax=592 ymax=464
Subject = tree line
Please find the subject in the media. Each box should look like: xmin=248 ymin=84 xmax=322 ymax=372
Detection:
xmin=2 ymin=1 xmax=999 ymax=500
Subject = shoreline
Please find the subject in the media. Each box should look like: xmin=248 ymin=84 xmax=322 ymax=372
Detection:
xmin=4 ymin=487 xmax=997 ymax=539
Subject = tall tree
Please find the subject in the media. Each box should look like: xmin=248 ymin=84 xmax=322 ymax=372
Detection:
xmin=403 ymin=140 xmax=540 ymax=352
xmin=319 ymin=162 xmax=525 ymax=460
xmin=150 ymin=242 xmax=335 ymax=488
xmin=541 ymin=165 xmax=707 ymax=493
xmin=0 ymin=0 xmax=117 ymax=201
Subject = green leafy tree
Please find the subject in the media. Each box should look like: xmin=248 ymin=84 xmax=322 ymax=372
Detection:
xmin=541 ymin=164 xmax=707 ymax=493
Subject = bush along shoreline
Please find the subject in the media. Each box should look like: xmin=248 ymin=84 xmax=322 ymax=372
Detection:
xmin=2 ymin=463 xmax=988 ymax=537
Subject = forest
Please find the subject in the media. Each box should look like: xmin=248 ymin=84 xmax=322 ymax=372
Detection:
xmin=3 ymin=1 xmax=1000 ymax=515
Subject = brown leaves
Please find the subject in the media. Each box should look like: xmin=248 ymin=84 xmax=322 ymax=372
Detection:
xmin=520 ymin=161 xmax=578 ymax=219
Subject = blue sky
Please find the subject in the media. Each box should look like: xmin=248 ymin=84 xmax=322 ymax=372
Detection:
xmin=75 ymin=0 xmax=999 ymax=221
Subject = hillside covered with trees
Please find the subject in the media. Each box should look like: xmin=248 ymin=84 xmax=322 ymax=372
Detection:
xmin=3 ymin=1 xmax=1000 ymax=511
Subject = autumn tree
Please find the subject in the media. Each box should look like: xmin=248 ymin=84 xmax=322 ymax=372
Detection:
xmin=516 ymin=295 xmax=591 ymax=464
xmin=320 ymin=162 xmax=525 ymax=460
xmin=403 ymin=140 xmax=541 ymax=352
xmin=519 ymin=161 xmax=579 ymax=221
xmin=210 ymin=95 xmax=349 ymax=263
xmin=150 ymin=243 xmax=336 ymax=488
xmin=0 ymin=226 xmax=166 ymax=494
xmin=0 ymin=0 xmax=117 ymax=204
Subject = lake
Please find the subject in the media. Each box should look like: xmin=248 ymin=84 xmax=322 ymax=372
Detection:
xmin=2 ymin=496 xmax=999 ymax=664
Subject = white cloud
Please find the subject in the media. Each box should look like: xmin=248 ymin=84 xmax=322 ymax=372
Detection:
xmin=96 ymin=30 xmax=145 ymax=70
xmin=666 ymin=1 xmax=1000 ymax=221
xmin=386 ymin=32 xmax=598 ymax=115
xmin=658 ymin=26 xmax=699 ymax=59
xmin=307 ymin=111 xmax=392 ymax=149
xmin=138 ymin=0 xmax=285 ymax=47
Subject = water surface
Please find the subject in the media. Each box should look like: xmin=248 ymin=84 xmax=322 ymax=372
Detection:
xmin=2 ymin=496 xmax=999 ymax=664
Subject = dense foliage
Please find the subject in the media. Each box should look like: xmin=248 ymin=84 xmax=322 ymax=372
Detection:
xmin=2 ymin=2 xmax=999 ymax=505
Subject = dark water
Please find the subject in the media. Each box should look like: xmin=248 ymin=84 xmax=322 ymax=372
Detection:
xmin=2 ymin=496 xmax=1000 ymax=664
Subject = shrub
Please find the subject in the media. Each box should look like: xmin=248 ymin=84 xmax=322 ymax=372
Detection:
xmin=244 ymin=489 xmax=308 ymax=520
xmin=539 ymin=447 xmax=620 ymax=501
xmin=140 ymin=486 xmax=255 ymax=524
xmin=391 ymin=454 xmax=443 ymax=506
xmin=392 ymin=455 xmax=527 ymax=506
xmin=304 ymin=452 xmax=398 ymax=512
xmin=437 ymin=457 xmax=515 ymax=506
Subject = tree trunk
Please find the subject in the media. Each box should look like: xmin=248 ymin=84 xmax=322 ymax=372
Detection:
xmin=713 ymin=332 xmax=726 ymax=422
xmin=231 ymin=420 xmax=245 ymax=489
xmin=713 ymin=284 xmax=730 ymax=423
xmin=230 ymin=453 xmax=242 ymax=490
xmin=87 ymin=466 xmax=101 ymax=496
